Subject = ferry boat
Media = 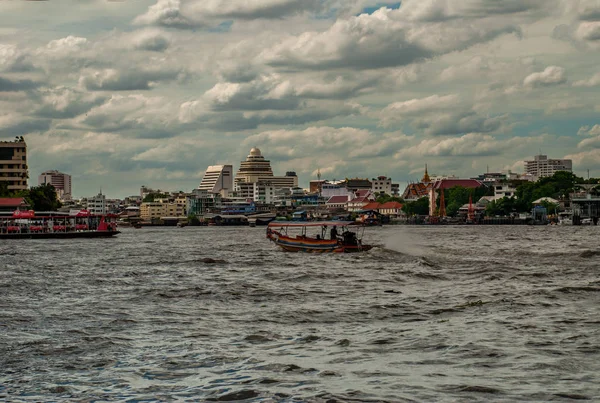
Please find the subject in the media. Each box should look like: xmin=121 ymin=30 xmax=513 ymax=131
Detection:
xmin=266 ymin=221 xmax=373 ymax=253
xmin=0 ymin=209 xmax=120 ymax=239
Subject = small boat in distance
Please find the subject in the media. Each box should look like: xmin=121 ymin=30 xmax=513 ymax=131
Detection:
xmin=0 ymin=209 xmax=120 ymax=239
xmin=266 ymin=221 xmax=373 ymax=253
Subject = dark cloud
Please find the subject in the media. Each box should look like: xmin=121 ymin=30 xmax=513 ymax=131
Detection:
xmin=0 ymin=76 xmax=40 ymax=92
xmin=207 ymin=0 xmax=321 ymax=20
xmin=579 ymin=5 xmax=600 ymax=21
xmin=80 ymin=68 xmax=181 ymax=91
xmin=218 ymin=64 xmax=260 ymax=83
xmin=134 ymin=34 xmax=170 ymax=52
xmin=268 ymin=42 xmax=433 ymax=71
xmin=0 ymin=119 xmax=51 ymax=136
xmin=414 ymin=111 xmax=504 ymax=136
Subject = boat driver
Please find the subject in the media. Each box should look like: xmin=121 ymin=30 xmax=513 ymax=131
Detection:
xmin=330 ymin=225 xmax=338 ymax=240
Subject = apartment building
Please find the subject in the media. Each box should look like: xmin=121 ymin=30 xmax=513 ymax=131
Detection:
xmin=0 ymin=138 xmax=28 ymax=192
xmin=525 ymin=155 xmax=572 ymax=178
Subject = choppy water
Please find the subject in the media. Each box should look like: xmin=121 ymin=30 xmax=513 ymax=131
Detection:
xmin=1 ymin=225 xmax=599 ymax=402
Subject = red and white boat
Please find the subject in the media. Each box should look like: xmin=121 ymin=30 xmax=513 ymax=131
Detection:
xmin=0 ymin=209 xmax=120 ymax=239
xmin=266 ymin=221 xmax=373 ymax=253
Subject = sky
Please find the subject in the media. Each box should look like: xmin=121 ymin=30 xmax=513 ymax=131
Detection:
xmin=1 ymin=0 xmax=599 ymax=198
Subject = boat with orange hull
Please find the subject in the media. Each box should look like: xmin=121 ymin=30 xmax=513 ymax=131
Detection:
xmin=0 ymin=209 xmax=120 ymax=239
xmin=266 ymin=221 xmax=372 ymax=253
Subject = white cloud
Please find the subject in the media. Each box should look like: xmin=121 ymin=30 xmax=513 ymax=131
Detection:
xmin=34 ymin=86 xmax=107 ymax=119
xmin=43 ymin=36 xmax=88 ymax=54
xmin=78 ymin=67 xmax=181 ymax=91
xmin=578 ymin=124 xmax=600 ymax=136
xmin=564 ymin=149 xmax=600 ymax=169
xmin=131 ymin=30 xmax=171 ymax=52
xmin=380 ymin=94 xmax=458 ymax=124
xmin=0 ymin=44 xmax=33 ymax=72
xmin=394 ymin=133 xmax=540 ymax=158
xmin=523 ymin=66 xmax=567 ymax=87
xmin=204 ymin=74 xmax=299 ymax=111
xmin=398 ymin=0 xmax=557 ymax=22
xmin=578 ymin=136 xmax=600 ymax=149
xmin=576 ymin=21 xmax=600 ymax=41
xmin=133 ymin=0 xmax=197 ymax=29
xmin=258 ymin=7 xmax=520 ymax=70
xmin=132 ymin=140 xmax=204 ymax=163
xmin=134 ymin=0 xmax=321 ymax=29
xmin=185 ymin=0 xmax=320 ymax=20
xmin=573 ymin=72 xmax=600 ymax=86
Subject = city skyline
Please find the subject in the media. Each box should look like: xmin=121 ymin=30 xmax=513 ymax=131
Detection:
xmin=1 ymin=0 xmax=599 ymax=198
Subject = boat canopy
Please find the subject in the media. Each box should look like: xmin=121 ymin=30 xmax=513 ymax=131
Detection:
xmin=267 ymin=221 xmax=356 ymax=228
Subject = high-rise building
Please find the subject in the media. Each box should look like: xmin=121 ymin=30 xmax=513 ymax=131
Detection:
xmin=525 ymin=155 xmax=572 ymax=178
xmin=38 ymin=170 xmax=72 ymax=200
xmin=235 ymin=147 xmax=274 ymax=184
xmin=234 ymin=147 xmax=298 ymax=189
xmin=198 ymin=165 xmax=233 ymax=194
xmin=0 ymin=138 xmax=28 ymax=192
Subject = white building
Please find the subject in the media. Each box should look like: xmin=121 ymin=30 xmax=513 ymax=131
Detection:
xmin=493 ymin=183 xmax=517 ymax=200
xmin=371 ymin=176 xmax=393 ymax=195
xmin=85 ymin=192 xmax=107 ymax=214
xmin=525 ymin=155 xmax=572 ymax=178
xmin=236 ymin=181 xmax=275 ymax=204
xmin=321 ymin=182 xmax=352 ymax=199
xmin=198 ymin=165 xmax=233 ymax=195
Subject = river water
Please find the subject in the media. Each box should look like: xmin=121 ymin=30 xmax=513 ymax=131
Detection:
xmin=1 ymin=226 xmax=599 ymax=402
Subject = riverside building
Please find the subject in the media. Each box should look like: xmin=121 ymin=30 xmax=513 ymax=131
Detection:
xmin=198 ymin=165 xmax=233 ymax=195
xmin=38 ymin=170 xmax=72 ymax=201
xmin=525 ymin=155 xmax=572 ymax=178
xmin=0 ymin=138 xmax=28 ymax=192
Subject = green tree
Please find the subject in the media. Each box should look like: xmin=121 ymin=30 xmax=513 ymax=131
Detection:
xmin=143 ymin=192 xmax=170 ymax=202
xmin=375 ymin=193 xmax=404 ymax=204
xmin=187 ymin=213 xmax=200 ymax=226
xmin=0 ymin=182 xmax=10 ymax=197
xmin=402 ymin=197 xmax=429 ymax=216
xmin=26 ymin=184 xmax=62 ymax=211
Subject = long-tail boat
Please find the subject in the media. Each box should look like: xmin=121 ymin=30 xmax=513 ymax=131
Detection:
xmin=266 ymin=221 xmax=372 ymax=253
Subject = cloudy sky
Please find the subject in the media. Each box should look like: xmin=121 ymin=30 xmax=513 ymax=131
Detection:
xmin=1 ymin=0 xmax=599 ymax=198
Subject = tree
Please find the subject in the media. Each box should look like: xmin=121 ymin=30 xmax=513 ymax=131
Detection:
xmin=375 ymin=193 xmax=404 ymax=204
xmin=27 ymin=184 xmax=62 ymax=211
xmin=402 ymin=197 xmax=429 ymax=216
xmin=0 ymin=182 xmax=9 ymax=197
xmin=143 ymin=192 xmax=170 ymax=202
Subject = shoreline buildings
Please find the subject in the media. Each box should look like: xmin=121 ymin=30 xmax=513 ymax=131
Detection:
xmin=38 ymin=170 xmax=72 ymax=201
xmin=525 ymin=154 xmax=572 ymax=179
xmin=0 ymin=138 xmax=28 ymax=192
xmin=234 ymin=148 xmax=298 ymax=189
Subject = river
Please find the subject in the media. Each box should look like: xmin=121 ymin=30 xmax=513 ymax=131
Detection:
xmin=1 ymin=225 xmax=599 ymax=402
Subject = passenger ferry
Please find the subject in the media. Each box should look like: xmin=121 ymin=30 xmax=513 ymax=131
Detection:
xmin=0 ymin=209 xmax=120 ymax=239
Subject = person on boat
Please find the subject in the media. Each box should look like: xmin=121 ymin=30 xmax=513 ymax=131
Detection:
xmin=316 ymin=234 xmax=321 ymax=240
xmin=330 ymin=225 xmax=338 ymax=240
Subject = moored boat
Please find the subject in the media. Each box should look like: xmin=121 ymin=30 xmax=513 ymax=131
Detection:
xmin=266 ymin=221 xmax=372 ymax=253
xmin=0 ymin=209 xmax=120 ymax=239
